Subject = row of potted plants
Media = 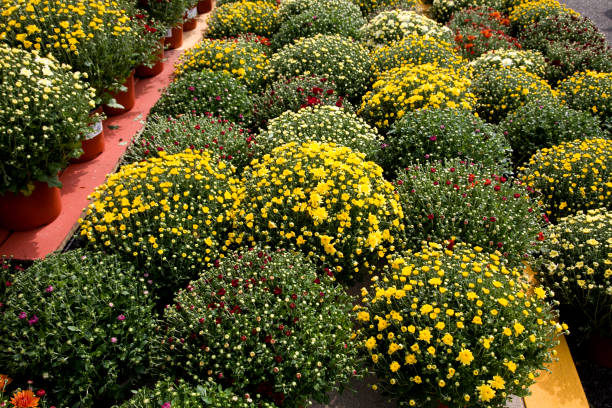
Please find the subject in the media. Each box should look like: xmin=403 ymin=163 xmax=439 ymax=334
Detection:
xmin=0 ymin=0 xmax=611 ymax=406
xmin=0 ymin=0 xmax=216 ymax=231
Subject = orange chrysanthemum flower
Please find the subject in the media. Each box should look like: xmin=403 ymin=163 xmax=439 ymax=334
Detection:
xmin=10 ymin=389 xmax=39 ymax=408
xmin=0 ymin=374 xmax=12 ymax=392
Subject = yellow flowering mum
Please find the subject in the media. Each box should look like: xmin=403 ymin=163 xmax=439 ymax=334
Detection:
xmin=472 ymin=65 xmax=555 ymax=123
xmin=509 ymin=0 xmax=579 ymax=29
xmin=357 ymin=242 xmax=564 ymax=406
xmin=519 ymin=138 xmax=612 ymax=222
xmin=235 ymin=141 xmax=405 ymax=282
xmin=371 ymin=34 xmax=464 ymax=75
xmin=359 ymin=63 xmax=475 ymax=131
xmin=79 ymin=150 xmax=243 ymax=290
xmin=207 ymin=1 xmax=279 ymax=38
xmin=175 ymin=37 xmax=270 ymax=90
xmin=557 ymin=70 xmax=612 ymax=120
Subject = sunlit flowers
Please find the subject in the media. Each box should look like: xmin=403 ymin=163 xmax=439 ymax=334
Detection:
xmin=519 ymin=138 xmax=612 ymax=222
xmin=359 ymin=63 xmax=475 ymax=131
xmin=355 ymin=242 xmax=565 ymax=407
xmin=235 ymin=141 xmax=405 ymax=282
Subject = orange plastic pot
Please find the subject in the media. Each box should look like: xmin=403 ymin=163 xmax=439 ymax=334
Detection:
xmin=0 ymin=182 xmax=62 ymax=231
xmin=136 ymin=39 xmax=165 ymax=78
xmin=72 ymin=106 xmax=105 ymax=163
xmin=103 ymin=70 xmax=136 ymax=116
xmin=183 ymin=7 xmax=198 ymax=31
xmin=588 ymin=332 xmax=612 ymax=368
xmin=165 ymin=25 xmax=183 ymax=49
xmin=197 ymin=0 xmax=212 ymax=14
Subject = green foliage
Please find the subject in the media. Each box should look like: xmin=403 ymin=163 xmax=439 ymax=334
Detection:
xmin=499 ymin=100 xmax=605 ymax=166
xmin=396 ymin=159 xmax=545 ymax=263
xmin=0 ymin=250 xmax=157 ymax=407
xmin=380 ymin=109 xmax=511 ymax=178
xmin=154 ymin=248 xmax=360 ymax=407
xmin=124 ymin=114 xmax=257 ymax=172
xmin=272 ymin=0 xmax=365 ymax=50
xmin=150 ymin=70 xmax=254 ymax=125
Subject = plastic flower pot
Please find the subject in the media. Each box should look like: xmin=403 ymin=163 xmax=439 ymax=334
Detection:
xmin=165 ymin=24 xmax=183 ymax=49
xmin=588 ymin=332 xmax=612 ymax=368
xmin=103 ymin=70 xmax=136 ymax=116
xmin=183 ymin=6 xmax=198 ymax=31
xmin=71 ymin=106 xmax=105 ymax=163
xmin=197 ymin=0 xmax=212 ymax=14
xmin=0 ymin=182 xmax=62 ymax=231
xmin=136 ymin=39 xmax=165 ymax=78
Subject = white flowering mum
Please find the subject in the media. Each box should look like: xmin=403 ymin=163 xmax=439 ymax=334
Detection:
xmin=470 ymin=49 xmax=547 ymax=77
xmin=359 ymin=10 xmax=453 ymax=48
xmin=259 ymin=104 xmax=383 ymax=157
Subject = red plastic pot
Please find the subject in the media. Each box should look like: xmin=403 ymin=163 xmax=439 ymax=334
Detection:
xmin=72 ymin=106 xmax=105 ymax=163
xmin=136 ymin=39 xmax=165 ymax=78
xmin=165 ymin=24 xmax=183 ymax=49
xmin=183 ymin=6 xmax=198 ymax=31
xmin=103 ymin=70 xmax=136 ymax=116
xmin=588 ymin=332 xmax=612 ymax=368
xmin=0 ymin=182 xmax=62 ymax=231
xmin=197 ymin=0 xmax=212 ymax=14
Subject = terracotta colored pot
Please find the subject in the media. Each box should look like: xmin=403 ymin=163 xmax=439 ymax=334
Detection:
xmin=588 ymin=332 xmax=612 ymax=368
xmin=197 ymin=0 xmax=212 ymax=14
xmin=135 ymin=39 xmax=165 ymax=78
xmin=165 ymin=25 xmax=183 ymax=49
xmin=183 ymin=7 xmax=198 ymax=31
xmin=0 ymin=182 xmax=62 ymax=231
xmin=72 ymin=106 xmax=105 ymax=163
xmin=103 ymin=70 xmax=136 ymax=116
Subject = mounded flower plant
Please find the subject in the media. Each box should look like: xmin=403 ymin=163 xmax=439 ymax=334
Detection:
xmin=124 ymin=113 xmax=257 ymax=171
xmin=359 ymin=10 xmax=453 ymax=48
xmin=359 ymin=63 xmax=475 ymax=131
xmin=396 ymin=159 xmax=545 ymax=263
xmin=0 ymin=249 xmax=157 ymax=407
xmin=471 ymin=65 xmax=555 ymax=123
xmin=557 ymin=70 xmax=612 ymax=125
xmin=235 ymin=141 xmax=406 ymax=282
xmin=0 ymin=45 xmax=96 ymax=194
xmin=469 ymin=49 xmax=546 ymax=78
xmin=272 ymin=0 xmax=365 ymax=50
xmin=355 ymin=242 xmax=566 ymax=407
xmin=535 ymin=208 xmax=612 ymax=338
xmin=499 ymin=99 xmax=605 ymax=166
xmin=519 ymin=137 xmax=612 ymax=222
xmin=251 ymin=75 xmax=346 ymax=129
xmin=154 ymin=247 xmax=360 ymax=407
xmin=257 ymin=105 xmax=383 ymax=158
xmin=207 ymin=0 xmax=280 ymax=39
xmin=380 ymin=109 xmax=511 ymax=178
xmin=175 ymin=36 xmax=270 ymax=91
xmin=150 ymin=70 xmax=254 ymax=125
xmin=79 ymin=150 xmax=243 ymax=293
xmin=370 ymin=34 xmax=463 ymax=75
xmin=269 ymin=34 xmax=371 ymax=100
